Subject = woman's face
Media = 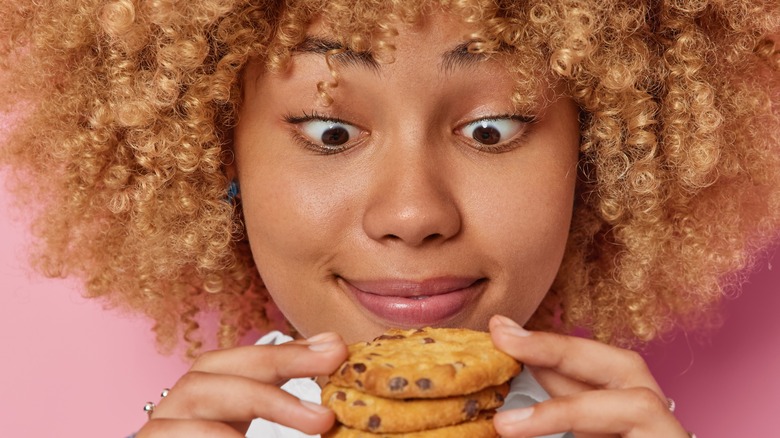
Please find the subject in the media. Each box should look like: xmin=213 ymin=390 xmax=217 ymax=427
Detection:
xmin=233 ymin=12 xmax=580 ymax=344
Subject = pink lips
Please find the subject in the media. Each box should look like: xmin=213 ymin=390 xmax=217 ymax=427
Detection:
xmin=341 ymin=277 xmax=485 ymax=326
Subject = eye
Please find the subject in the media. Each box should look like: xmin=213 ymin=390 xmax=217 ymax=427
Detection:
xmin=298 ymin=119 xmax=362 ymax=148
xmin=457 ymin=116 xmax=531 ymax=148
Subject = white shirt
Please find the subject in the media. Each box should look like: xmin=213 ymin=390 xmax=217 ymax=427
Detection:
xmin=247 ymin=331 xmax=570 ymax=438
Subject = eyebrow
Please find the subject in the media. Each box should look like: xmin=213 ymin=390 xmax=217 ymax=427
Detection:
xmin=294 ymin=36 xmax=381 ymax=72
xmin=293 ymin=36 xmax=496 ymax=74
xmin=440 ymin=41 xmax=498 ymax=74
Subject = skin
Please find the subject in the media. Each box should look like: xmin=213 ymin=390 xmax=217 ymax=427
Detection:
xmin=233 ymin=12 xmax=577 ymax=343
xmin=137 ymin=11 xmax=691 ymax=438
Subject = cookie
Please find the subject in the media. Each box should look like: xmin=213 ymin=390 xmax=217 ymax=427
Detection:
xmin=329 ymin=327 xmax=521 ymax=399
xmin=321 ymin=412 xmax=497 ymax=438
xmin=322 ymin=382 xmax=508 ymax=433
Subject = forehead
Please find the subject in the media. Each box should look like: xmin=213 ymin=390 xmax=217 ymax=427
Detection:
xmin=300 ymin=12 xmax=491 ymax=71
xmin=262 ymin=1 xmax=556 ymax=108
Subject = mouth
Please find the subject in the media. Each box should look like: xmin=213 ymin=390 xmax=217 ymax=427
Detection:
xmin=338 ymin=276 xmax=487 ymax=327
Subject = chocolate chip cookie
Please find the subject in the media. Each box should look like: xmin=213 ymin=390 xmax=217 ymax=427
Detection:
xmin=328 ymin=327 xmax=521 ymax=399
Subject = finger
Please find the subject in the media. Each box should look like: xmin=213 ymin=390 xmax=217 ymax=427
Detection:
xmin=154 ymin=372 xmax=335 ymax=435
xmin=494 ymin=388 xmax=689 ymax=438
xmin=489 ymin=315 xmax=665 ymax=399
xmin=136 ymin=418 xmax=245 ymax=438
xmin=191 ymin=332 xmax=348 ymax=385
xmin=526 ymin=365 xmax=598 ymax=398
xmin=518 ymin=367 xmax=618 ymax=438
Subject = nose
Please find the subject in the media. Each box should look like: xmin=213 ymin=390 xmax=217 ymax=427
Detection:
xmin=362 ymin=146 xmax=462 ymax=247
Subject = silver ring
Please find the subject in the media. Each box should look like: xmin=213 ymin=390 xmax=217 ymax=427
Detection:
xmin=143 ymin=388 xmax=170 ymax=419
xmin=143 ymin=401 xmax=155 ymax=419
xmin=667 ymin=397 xmax=676 ymax=413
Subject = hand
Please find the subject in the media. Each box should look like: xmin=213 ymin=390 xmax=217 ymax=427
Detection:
xmin=135 ymin=332 xmax=348 ymax=438
xmin=489 ymin=315 xmax=691 ymax=438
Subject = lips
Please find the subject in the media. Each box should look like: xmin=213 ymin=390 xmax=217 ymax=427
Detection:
xmin=340 ymin=276 xmax=486 ymax=326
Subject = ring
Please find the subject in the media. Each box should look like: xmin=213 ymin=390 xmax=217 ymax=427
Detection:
xmin=143 ymin=388 xmax=170 ymax=419
xmin=143 ymin=401 xmax=155 ymax=419
xmin=667 ymin=397 xmax=676 ymax=413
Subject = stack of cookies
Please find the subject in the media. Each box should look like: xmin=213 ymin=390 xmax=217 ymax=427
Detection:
xmin=322 ymin=327 xmax=522 ymax=437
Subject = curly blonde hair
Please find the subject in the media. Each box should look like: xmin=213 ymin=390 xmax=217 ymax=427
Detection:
xmin=1 ymin=0 xmax=779 ymax=355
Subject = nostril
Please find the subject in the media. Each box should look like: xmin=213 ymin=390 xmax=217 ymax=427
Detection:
xmin=363 ymin=184 xmax=462 ymax=246
xmin=381 ymin=232 xmax=444 ymax=245
xmin=422 ymin=233 xmax=444 ymax=243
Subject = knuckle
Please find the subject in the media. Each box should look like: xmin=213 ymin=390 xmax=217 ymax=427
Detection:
xmin=614 ymin=349 xmax=651 ymax=385
xmin=627 ymin=386 xmax=667 ymax=417
xmin=176 ymin=369 xmax=208 ymax=390
xmin=620 ymin=349 xmax=647 ymax=371
xmin=542 ymin=332 xmax=570 ymax=367
xmin=191 ymin=349 xmax=220 ymax=371
xmin=166 ymin=370 xmax=211 ymax=414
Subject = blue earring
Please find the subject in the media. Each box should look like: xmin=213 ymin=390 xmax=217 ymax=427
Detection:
xmin=226 ymin=179 xmax=240 ymax=204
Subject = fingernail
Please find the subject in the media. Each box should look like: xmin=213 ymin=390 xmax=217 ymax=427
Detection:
xmin=496 ymin=407 xmax=534 ymax=426
xmin=307 ymin=332 xmax=341 ymax=352
xmin=494 ymin=315 xmax=531 ymax=337
xmin=300 ymin=399 xmax=331 ymax=414
xmin=307 ymin=332 xmax=337 ymax=343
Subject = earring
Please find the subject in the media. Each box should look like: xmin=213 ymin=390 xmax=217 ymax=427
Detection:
xmin=226 ymin=179 xmax=240 ymax=204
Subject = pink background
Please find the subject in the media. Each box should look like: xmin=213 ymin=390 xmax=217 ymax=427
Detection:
xmin=1 ymin=124 xmax=778 ymax=435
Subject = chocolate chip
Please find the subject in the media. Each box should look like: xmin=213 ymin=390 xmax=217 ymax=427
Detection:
xmin=353 ymin=400 xmax=366 ymax=406
xmin=414 ymin=328 xmax=426 ymax=334
xmin=334 ymin=391 xmax=346 ymax=401
xmin=422 ymin=337 xmax=435 ymax=344
xmin=388 ymin=377 xmax=408 ymax=391
xmin=415 ymin=378 xmax=432 ymax=390
xmin=355 ymin=379 xmax=363 ymax=388
xmin=368 ymin=414 xmax=381 ymax=430
xmin=463 ymin=399 xmax=479 ymax=419
xmin=352 ymin=363 xmax=367 ymax=373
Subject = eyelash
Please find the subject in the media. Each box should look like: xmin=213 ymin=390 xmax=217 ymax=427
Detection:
xmin=283 ymin=111 xmax=359 ymax=155
xmin=283 ymin=111 xmax=537 ymax=155
xmin=457 ymin=114 xmax=536 ymax=154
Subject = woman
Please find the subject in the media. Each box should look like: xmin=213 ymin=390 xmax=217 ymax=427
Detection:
xmin=1 ymin=0 xmax=778 ymax=436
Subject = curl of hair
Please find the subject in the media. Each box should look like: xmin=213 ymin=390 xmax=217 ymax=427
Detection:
xmin=1 ymin=0 xmax=779 ymax=353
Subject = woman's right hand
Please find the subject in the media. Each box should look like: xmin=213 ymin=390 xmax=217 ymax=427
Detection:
xmin=135 ymin=332 xmax=349 ymax=437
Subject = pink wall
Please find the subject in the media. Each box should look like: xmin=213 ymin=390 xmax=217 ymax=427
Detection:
xmin=1 ymin=177 xmax=778 ymax=436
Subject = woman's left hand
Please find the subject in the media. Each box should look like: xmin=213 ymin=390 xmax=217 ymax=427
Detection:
xmin=489 ymin=315 xmax=691 ymax=438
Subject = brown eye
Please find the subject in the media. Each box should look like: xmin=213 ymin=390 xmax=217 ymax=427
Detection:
xmin=472 ymin=125 xmax=501 ymax=145
xmin=299 ymin=119 xmax=362 ymax=150
xmin=458 ymin=117 xmax=529 ymax=148
xmin=321 ymin=126 xmax=350 ymax=146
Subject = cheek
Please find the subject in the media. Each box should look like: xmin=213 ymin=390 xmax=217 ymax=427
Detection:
xmin=471 ymin=153 xmax=576 ymax=253
xmin=236 ymin=164 xmax=346 ymax=328
xmin=468 ymin=151 xmax=577 ymax=317
xmin=239 ymin=164 xmax=349 ymax=268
